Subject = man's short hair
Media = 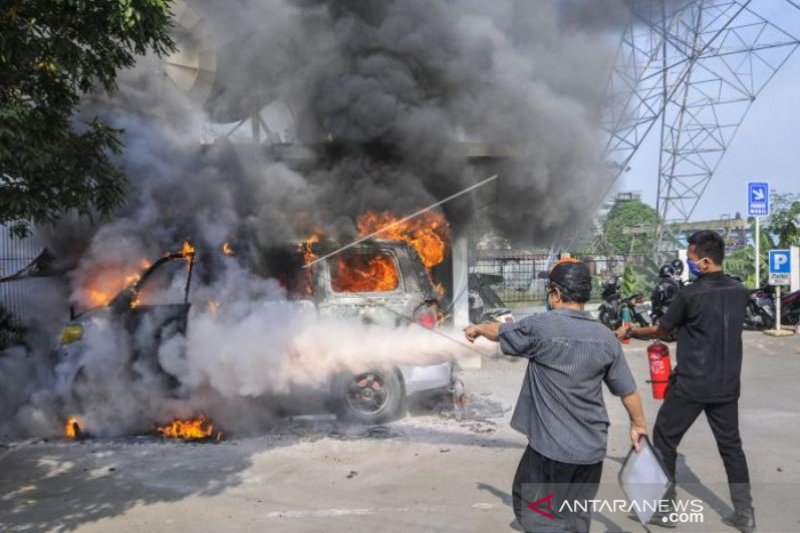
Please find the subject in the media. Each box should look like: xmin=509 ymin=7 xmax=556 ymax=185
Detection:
xmin=549 ymin=258 xmax=592 ymax=303
xmin=688 ymin=230 xmax=725 ymax=264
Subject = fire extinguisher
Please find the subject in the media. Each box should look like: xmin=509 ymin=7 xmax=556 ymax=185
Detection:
xmin=647 ymin=341 xmax=672 ymax=400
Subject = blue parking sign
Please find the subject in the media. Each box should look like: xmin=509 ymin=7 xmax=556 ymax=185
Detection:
xmin=768 ymin=249 xmax=791 ymax=285
xmin=748 ymin=182 xmax=769 ymax=216
xmin=769 ymin=250 xmax=791 ymax=274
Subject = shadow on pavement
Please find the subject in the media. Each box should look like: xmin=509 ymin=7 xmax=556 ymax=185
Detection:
xmin=0 ymin=436 xmax=266 ymax=532
xmin=0 ymin=396 xmax=518 ymax=533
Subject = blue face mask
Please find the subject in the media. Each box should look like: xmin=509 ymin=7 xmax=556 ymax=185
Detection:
xmin=687 ymin=259 xmax=703 ymax=277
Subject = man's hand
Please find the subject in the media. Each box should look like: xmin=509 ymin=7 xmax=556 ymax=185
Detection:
xmin=615 ymin=325 xmax=631 ymax=341
xmin=630 ymin=425 xmax=648 ymax=452
xmin=621 ymin=391 xmax=647 ymax=452
xmin=463 ymin=325 xmax=481 ymax=343
xmin=464 ymin=323 xmax=502 ymax=343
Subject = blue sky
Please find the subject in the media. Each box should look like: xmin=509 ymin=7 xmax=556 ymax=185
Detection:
xmin=619 ymin=1 xmax=800 ymax=221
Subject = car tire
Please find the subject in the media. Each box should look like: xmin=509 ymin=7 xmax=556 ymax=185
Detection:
xmin=332 ymin=369 xmax=404 ymax=424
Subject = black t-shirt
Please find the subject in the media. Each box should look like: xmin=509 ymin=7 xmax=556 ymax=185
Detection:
xmin=659 ymin=271 xmax=749 ymax=401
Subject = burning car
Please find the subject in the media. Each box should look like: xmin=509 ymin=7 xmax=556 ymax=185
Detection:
xmin=54 ymin=237 xmax=458 ymax=426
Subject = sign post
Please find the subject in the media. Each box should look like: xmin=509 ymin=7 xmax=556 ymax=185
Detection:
xmin=766 ymin=249 xmax=793 ymax=336
xmin=756 ymin=217 xmax=760 ymax=287
xmin=748 ymin=182 xmax=769 ymax=288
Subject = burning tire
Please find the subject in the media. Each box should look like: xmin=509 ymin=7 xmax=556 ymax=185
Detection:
xmin=333 ymin=370 xmax=404 ymax=424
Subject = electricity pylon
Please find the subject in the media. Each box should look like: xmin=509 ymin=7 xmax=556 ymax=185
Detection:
xmin=602 ymin=0 xmax=800 ymax=254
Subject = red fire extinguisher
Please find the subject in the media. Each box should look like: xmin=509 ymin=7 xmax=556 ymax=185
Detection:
xmin=647 ymin=341 xmax=672 ymax=400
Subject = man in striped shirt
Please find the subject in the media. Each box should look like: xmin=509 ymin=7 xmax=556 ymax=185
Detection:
xmin=465 ymin=258 xmax=647 ymax=533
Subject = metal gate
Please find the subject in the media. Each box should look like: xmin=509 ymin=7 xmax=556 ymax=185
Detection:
xmin=0 ymin=228 xmax=46 ymax=348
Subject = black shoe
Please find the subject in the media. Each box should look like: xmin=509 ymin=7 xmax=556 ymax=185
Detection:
xmin=648 ymin=509 xmax=679 ymax=528
xmin=722 ymin=507 xmax=756 ymax=533
xmin=509 ymin=518 xmax=524 ymax=531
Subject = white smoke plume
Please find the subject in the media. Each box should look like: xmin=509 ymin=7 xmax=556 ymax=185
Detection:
xmin=1 ymin=0 xmax=630 ymax=438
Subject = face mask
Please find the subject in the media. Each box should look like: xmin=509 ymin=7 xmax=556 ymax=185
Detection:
xmin=687 ymin=259 xmax=703 ymax=277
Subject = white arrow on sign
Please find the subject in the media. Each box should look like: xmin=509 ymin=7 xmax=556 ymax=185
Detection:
xmin=753 ymin=188 xmax=766 ymax=201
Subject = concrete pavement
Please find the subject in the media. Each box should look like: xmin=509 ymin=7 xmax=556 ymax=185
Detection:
xmin=1 ymin=331 xmax=798 ymax=532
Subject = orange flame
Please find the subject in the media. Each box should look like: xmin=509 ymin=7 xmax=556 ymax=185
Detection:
xmin=299 ymin=212 xmax=449 ymax=295
xmin=298 ymin=228 xmax=325 ymax=295
xmin=299 ymin=228 xmax=324 ymax=263
xmin=65 ymin=416 xmax=81 ymax=439
xmin=181 ymin=241 xmax=196 ymax=258
xmin=156 ymin=415 xmax=220 ymax=440
xmin=356 ymin=210 xmax=448 ymax=297
xmin=357 ymin=211 xmax=449 ymax=270
xmin=222 ymin=242 xmax=234 ymax=256
xmin=330 ymin=252 xmax=399 ymax=293
xmin=80 ymin=259 xmax=151 ymax=308
xmin=80 ymin=241 xmax=194 ymax=311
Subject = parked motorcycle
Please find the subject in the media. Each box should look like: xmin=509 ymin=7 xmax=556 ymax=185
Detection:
xmin=597 ymin=276 xmax=650 ymax=330
xmin=650 ymin=264 xmax=683 ymax=324
xmin=744 ymin=284 xmax=800 ymax=329
xmin=468 ymin=273 xmax=514 ymax=324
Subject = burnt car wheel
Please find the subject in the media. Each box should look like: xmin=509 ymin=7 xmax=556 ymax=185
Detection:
xmin=334 ymin=370 xmax=404 ymax=424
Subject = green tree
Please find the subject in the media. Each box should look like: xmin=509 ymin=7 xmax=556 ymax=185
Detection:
xmin=620 ymin=261 xmax=648 ymax=296
xmin=0 ymin=0 xmax=175 ymax=237
xmin=767 ymin=191 xmax=800 ymax=248
xmin=723 ymin=191 xmax=799 ymax=286
xmin=602 ymin=199 xmax=660 ymax=255
xmin=724 ymin=244 xmax=764 ymax=287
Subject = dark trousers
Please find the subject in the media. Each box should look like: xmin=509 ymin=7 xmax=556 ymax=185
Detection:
xmin=512 ymin=445 xmax=602 ymax=533
xmin=653 ymin=390 xmax=752 ymax=510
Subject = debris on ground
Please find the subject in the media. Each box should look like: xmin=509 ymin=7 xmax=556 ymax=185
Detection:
xmin=327 ymin=425 xmax=399 ymax=441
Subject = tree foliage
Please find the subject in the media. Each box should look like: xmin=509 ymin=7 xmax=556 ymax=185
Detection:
xmin=724 ymin=191 xmax=799 ymax=286
xmin=602 ymin=199 xmax=660 ymax=256
xmin=0 ymin=0 xmax=175 ymax=236
xmin=620 ymin=261 xmax=648 ymax=296
xmin=768 ymin=191 xmax=800 ymax=248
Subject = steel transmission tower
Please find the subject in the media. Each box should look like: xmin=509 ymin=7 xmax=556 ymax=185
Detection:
xmin=603 ymin=0 xmax=800 ymax=253
xmin=603 ymin=0 xmax=706 ymax=183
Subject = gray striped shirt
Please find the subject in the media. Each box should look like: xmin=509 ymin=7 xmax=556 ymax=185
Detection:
xmin=499 ymin=309 xmax=637 ymax=464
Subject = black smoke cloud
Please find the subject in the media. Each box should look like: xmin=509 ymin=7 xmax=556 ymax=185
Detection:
xmin=60 ymin=0 xmax=623 ymax=266
xmin=160 ymin=0 xmax=621 ymax=245
xmin=1 ymin=0 xmax=630 ymax=437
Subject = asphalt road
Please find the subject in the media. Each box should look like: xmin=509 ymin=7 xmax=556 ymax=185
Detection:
xmin=1 ymin=331 xmax=799 ymax=532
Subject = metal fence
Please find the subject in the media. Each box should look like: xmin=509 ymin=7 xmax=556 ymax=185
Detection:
xmin=471 ymin=251 xmax=627 ymax=305
xmin=0 ymin=228 xmax=46 ymax=348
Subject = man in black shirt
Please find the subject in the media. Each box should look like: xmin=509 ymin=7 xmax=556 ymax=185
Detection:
xmin=617 ymin=230 xmax=754 ymax=533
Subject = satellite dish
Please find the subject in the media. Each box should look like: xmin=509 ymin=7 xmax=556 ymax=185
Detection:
xmin=161 ymin=1 xmax=288 ymax=125
xmin=162 ymin=0 xmax=217 ymax=112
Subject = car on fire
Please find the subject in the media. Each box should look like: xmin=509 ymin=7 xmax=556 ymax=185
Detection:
xmin=55 ymin=239 xmax=459 ymax=424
